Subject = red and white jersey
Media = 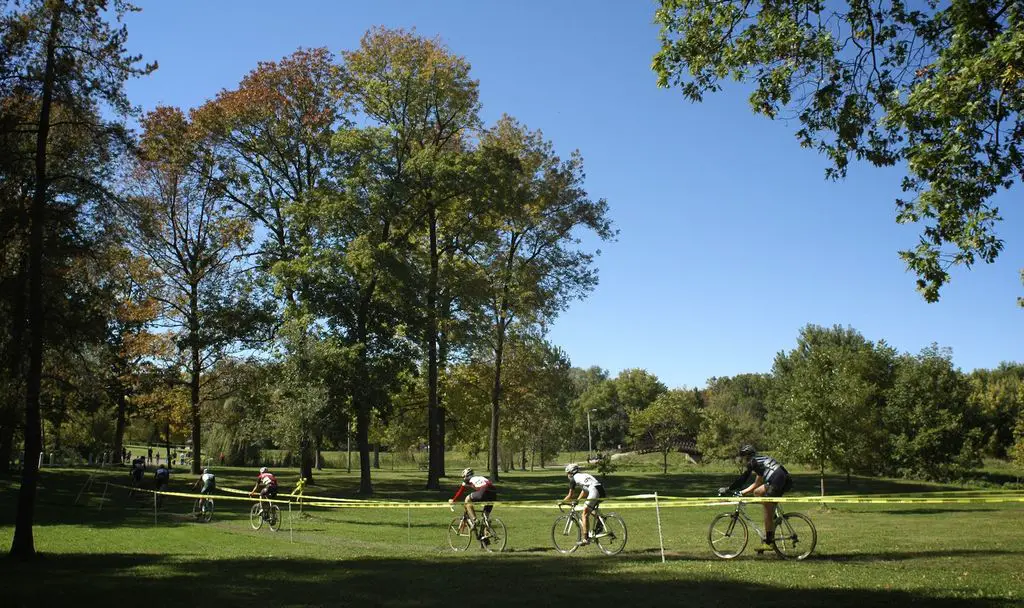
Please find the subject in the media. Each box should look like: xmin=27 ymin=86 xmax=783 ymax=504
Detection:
xmin=258 ymin=472 xmax=278 ymax=487
xmin=451 ymin=475 xmax=494 ymax=501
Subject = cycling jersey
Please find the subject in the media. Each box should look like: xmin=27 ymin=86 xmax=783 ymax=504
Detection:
xmin=452 ymin=475 xmax=494 ymax=502
xmin=568 ymin=472 xmax=602 ymax=492
xmin=155 ymin=467 xmax=170 ymax=480
xmin=727 ymin=455 xmax=789 ymax=493
xmin=258 ymin=472 xmax=277 ymax=488
xmin=200 ymin=472 xmax=216 ymax=493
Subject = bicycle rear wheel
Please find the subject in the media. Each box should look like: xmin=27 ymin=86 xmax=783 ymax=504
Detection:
xmin=595 ymin=513 xmax=627 ymax=556
xmin=772 ymin=513 xmax=816 ymax=560
xmin=201 ymin=499 xmax=214 ymax=523
xmin=481 ymin=516 xmax=507 ymax=553
xmin=708 ymin=512 xmax=748 ymax=559
xmin=447 ymin=517 xmax=474 ymax=551
xmin=551 ymin=514 xmax=581 ymax=554
xmin=249 ymin=503 xmax=264 ymax=530
xmin=267 ymin=504 xmax=282 ymax=531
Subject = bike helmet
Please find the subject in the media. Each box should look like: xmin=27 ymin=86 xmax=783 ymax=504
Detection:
xmin=203 ymin=468 xmax=210 ymax=474
xmin=565 ymin=463 xmax=580 ymax=475
xmin=739 ymin=445 xmax=756 ymax=457
xmin=461 ymin=468 xmax=474 ymax=479
xmin=259 ymin=466 xmax=268 ymax=474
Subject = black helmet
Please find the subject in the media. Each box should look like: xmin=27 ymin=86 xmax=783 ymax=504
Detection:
xmin=739 ymin=444 xmax=756 ymax=457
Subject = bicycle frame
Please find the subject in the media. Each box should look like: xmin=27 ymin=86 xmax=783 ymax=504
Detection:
xmin=557 ymin=502 xmax=607 ymax=535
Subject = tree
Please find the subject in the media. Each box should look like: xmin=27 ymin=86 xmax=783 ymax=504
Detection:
xmin=8 ymin=0 xmax=154 ymax=558
xmin=653 ymin=1 xmax=1024 ymax=302
xmin=193 ymin=47 xmax=346 ymax=483
xmin=883 ymin=345 xmax=981 ymax=480
xmin=967 ymin=362 xmax=1024 ymax=457
xmin=472 ymin=116 xmax=614 ymax=480
xmin=630 ymin=388 xmax=702 ymax=473
xmin=769 ymin=324 xmax=894 ymax=494
xmin=698 ymin=374 xmax=771 ymax=461
xmin=126 ymin=106 xmax=257 ymax=475
xmin=343 ymin=27 xmax=482 ymax=489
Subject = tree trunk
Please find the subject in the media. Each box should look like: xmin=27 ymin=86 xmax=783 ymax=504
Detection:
xmin=189 ymin=335 xmax=200 ymax=472
xmin=663 ymin=449 xmax=668 ymax=475
xmin=521 ymin=446 xmax=526 ymax=470
xmin=113 ymin=393 xmax=127 ymax=466
xmin=12 ymin=3 xmax=61 ymax=559
xmin=819 ymin=461 xmax=825 ymax=497
xmin=425 ymin=205 xmax=441 ymax=489
xmin=488 ymin=328 xmax=504 ymax=481
xmin=300 ymin=438 xmax=315 ymax=484
xmin=357 ymin=409 xmax=372 ymax=495
xmin=373 ymin=443 xmax=380 ymax=469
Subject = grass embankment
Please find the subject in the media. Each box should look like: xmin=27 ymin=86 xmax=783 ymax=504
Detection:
xmin=0 ymin=458 xmax=1021 ymax=607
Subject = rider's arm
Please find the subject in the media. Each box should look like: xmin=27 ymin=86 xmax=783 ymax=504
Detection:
xmin=450 ymin=482 xmax=467 ymax=503
xmin=740 ymin=474 xmax=765 ymax=496
xmin=725 ymin=470 xmax=752 ymax=495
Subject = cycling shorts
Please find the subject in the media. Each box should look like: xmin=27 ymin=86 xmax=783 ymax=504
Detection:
xmin=584 ymin=484 xmax=606 ymax=509
xmin=765 ymin=474 xmax=792 ymax=498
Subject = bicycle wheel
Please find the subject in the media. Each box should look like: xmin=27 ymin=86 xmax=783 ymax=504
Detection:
xmin=708 ymin=512 xmax=748 ymax=559
xmin=551 ymin=514 xmax=582 ymax=554
xmin=192 ymin=499 xmax=203 ymax=521
xmin=201 ymin=498 xmax=214 ymax=523
xmin=481 ymin=516 xmax=507 ymax=553
xmin=595 ymin=513 xmax=627 ymax=556
xmin=447 ymin=517 xmax=474 ymax=551
xmin=772 ymin=513 xmax=816 ymax=560
xmin=249 ymin=503 xmax=264 ymax=530
xmin=267 ymin=504 xmax=282 ymax=531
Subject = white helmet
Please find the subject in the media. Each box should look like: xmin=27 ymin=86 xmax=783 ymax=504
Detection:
xmin=259 ymin=467 xmax=268 ymax=474
xmin=203 ymin=468 xmax=210 ymax=474
xmin=565 ymin=463 xmax=580 ymax=475
xmin=461 ymin=468 xmax=474 ymax=479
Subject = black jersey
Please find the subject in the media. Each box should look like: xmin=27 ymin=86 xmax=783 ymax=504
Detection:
xmin=727 ymin=454 xmax=788 ymax=493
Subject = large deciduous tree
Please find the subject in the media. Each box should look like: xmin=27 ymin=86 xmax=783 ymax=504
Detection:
xmin=7 ymin=0 xmax=154 ymax=558
xmin=653 ymin=1 xmax=1024 ymax=302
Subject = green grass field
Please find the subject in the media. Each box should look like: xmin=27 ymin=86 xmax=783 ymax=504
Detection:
xmin=1 ymin=459 xmax=1022 ymax=607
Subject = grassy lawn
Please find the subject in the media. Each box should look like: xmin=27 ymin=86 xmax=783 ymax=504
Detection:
xmin=0 ymin=461 xmax=1022 ymax=607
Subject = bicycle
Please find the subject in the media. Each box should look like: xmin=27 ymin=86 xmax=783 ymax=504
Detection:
xmin=707 ymin=493 xmax=817 ymax=560
xmin=551 ymin=501 xmax=627 ymax=555
xmin=249 ymin=493 xmax=281 ymax=532
xmin=192 ymin=496 xmax=214 ymax=523
xmin=446 ymin=505 xmax=507 ymax=552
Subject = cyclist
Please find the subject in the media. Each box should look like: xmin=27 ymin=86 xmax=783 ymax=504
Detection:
xmin=719 ymin=444 xmax=792 ymax=550
xmin=130 ymin=456 xmax=146 ymax=486
xmin=562 ymin=463 xmax=605 ymax=546
xmin=154 ymin=462 xmax=171 ymax=491
xmin=250 ymin=466 xmax=278 ymax=499
xmin=448 ymin=468 xmax=496 ymax=535
xmin=192 ymin=468 xmax=216 ymax=511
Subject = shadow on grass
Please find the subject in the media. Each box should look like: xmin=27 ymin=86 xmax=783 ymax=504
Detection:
xmin=819 ymin=548 xmax=1024 ymax=563
xmin=0 ymin=552 xmax=1006 ymax=607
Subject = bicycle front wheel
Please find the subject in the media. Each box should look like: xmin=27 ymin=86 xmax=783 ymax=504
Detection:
xmin=481 ymin=516 xmax=507 ymax=553
xmin=551 ymin=514 xmax=581 ymax=554
xmin=249 ymin=503 xmax=263 ymax=530
xmin=772 ymin=513 xmax=816 ymax=560
xmin=267 ymin=504 xmax=282 ymax=531
xmin=447 ymin=517 xmax=474 ymax=551
xmin=595 ymin=513 xmax=627 ymax=556
xmin=708 ymin=512 xmax=748 ymax=559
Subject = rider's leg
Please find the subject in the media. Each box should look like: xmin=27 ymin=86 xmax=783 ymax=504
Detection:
xmin=752 ymin=485 xmax=774 ymax=542
xmin=581 ymin=506 xmax=591 ymax=539
xmin=464 ymin=495 xmax=477 ymax=522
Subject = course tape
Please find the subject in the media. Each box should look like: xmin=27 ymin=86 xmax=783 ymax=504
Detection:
xmin=105 ymin=482 xmax=1024 ymax=510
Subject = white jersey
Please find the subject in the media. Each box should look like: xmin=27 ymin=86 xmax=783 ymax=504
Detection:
xmin=201 ymin=473 xmax=215 ymax=485
xmin=569 ymin=472 xmax=601 ymax=491
xmin=467 ymin=475 xmax=492 ymax=489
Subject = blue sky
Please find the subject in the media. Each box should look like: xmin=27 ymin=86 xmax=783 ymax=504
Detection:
xmin=123 ymin=1 xmax=1022 ymax=389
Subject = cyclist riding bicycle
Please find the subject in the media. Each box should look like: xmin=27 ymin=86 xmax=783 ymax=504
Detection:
xmin=193 ymin=468 xmax=216 ymax=495
xmin=448 ymin=468 xmax=496 ymax=533
xmin=130 ymin=456 xmax=146 ymax=484
xmin=719 ymin=444 xmax=792 ymax=550
xmin=154 ymin=463 xmax=170 ymax=491
xmin=250 ymin=466 xmax=278 ymax=499
xmin=562 ymin=463 xmax=606 ymax=546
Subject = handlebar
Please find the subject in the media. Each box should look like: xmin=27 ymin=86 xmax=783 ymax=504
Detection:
xmin=557 ymin=501 xmax=579 ymax=513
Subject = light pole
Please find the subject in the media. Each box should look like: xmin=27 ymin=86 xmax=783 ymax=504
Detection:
xmin=586 ymin=409 xmax=596 ymax=460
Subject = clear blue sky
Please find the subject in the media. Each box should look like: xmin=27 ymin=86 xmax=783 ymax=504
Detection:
xmin=123 ymin=1 xmax=1022 ymax=389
